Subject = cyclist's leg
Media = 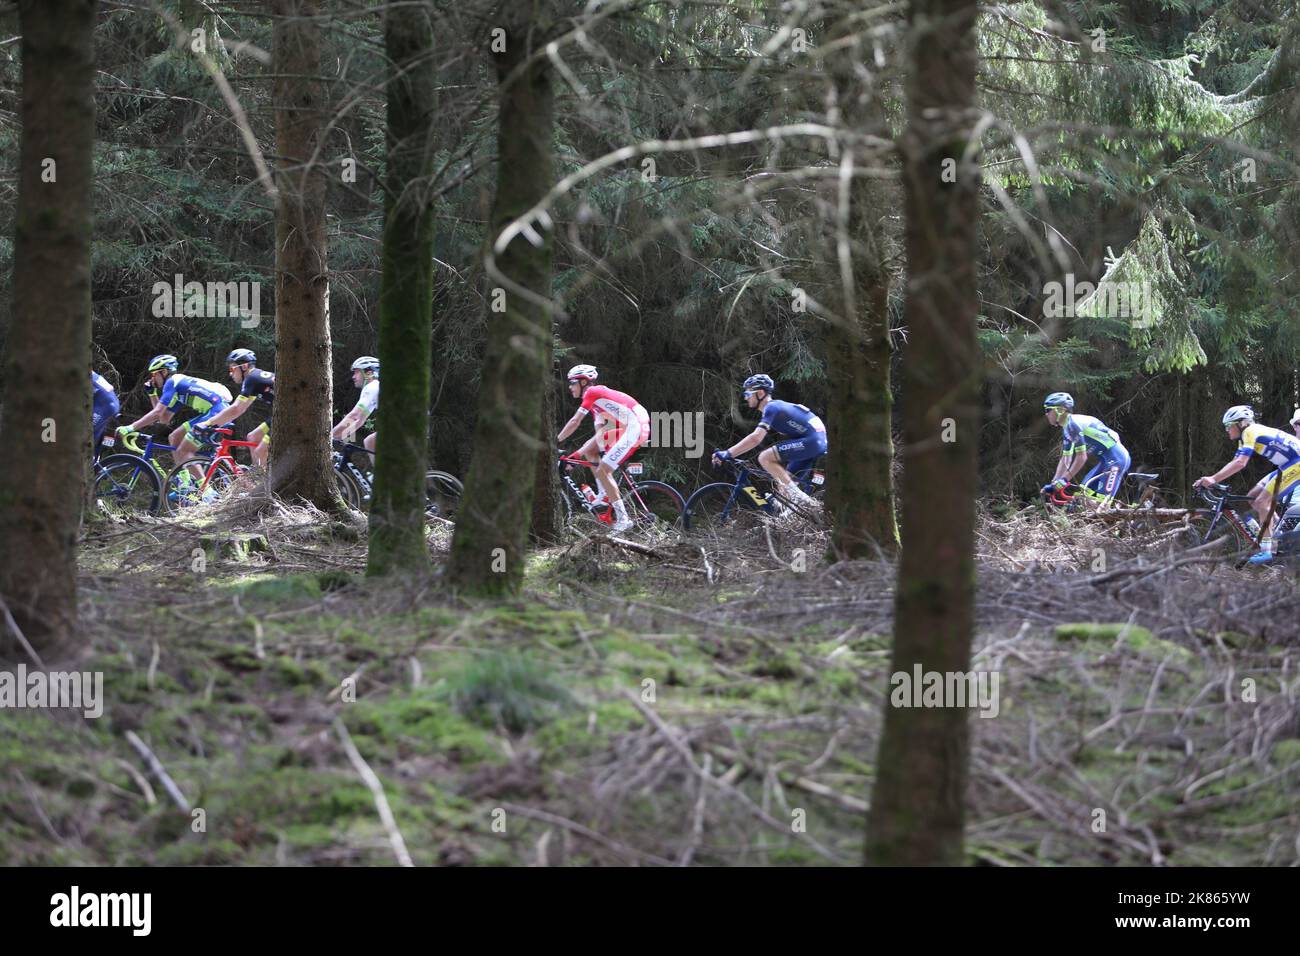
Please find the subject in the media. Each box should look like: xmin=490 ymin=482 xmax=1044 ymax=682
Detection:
xmin=249 ymin=422 xmax=269 ymax=469
xmin=762 ymin=438 xmax=822 ymax=506
xmin=597 ymin=417 xmax=646 ymax=525
xmin=92 ymin=392 xmax=119 ymax=449
xmin=1093 ymin=446 xmax=1130 ymax=507
xmin=1255 ymin=463 xmax=1300 ymax=556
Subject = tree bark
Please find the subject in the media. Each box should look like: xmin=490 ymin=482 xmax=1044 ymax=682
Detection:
xmin=531 ymin=375 xmax=562 ymax=544
xmin=367 ymin=1 xmax=438 ymax=576
xmin=825 ymin=23 xmax=900 ymax=558
xmin=447 ymin=6 xmax=556 ymax=594
xmin=865 ymin=0 xmax=981 ymax=866
xmin=0 ymin=0 xmax=97 ymax=655
xmin=270 ymin=0 xmax=337 ymax=507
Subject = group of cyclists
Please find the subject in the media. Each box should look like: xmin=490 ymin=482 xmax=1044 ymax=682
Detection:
xmin=94 ymin=349 xmax=381 ymax=488
xmin=1039 ymin=391 xmax=1300 ymax=564
xmin=93 ymin=348 xmax=1300 ymax=565
xmin=556 ymin=366 xmax=826 ymax=532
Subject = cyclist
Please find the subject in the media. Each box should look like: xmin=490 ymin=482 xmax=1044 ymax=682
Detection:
xmin=1291 ymin=407 xmax=1300 ymax=438
xmin=556 ymin=364 xmax=649 ymax=533
xmin=1194 ymin=405 xmax=1300 ymax=564
xmin=91 ymin=370 xmax=120 ymax=448
xmin=201 ymin=348 xmax=274 ymax=469
xmin=710 ymin=373 xmax=825 ymax=514
xmin=1041 ymin=392 xmax=1131 ymax=507
xmin=331 ymin=356 xmax=380 ymax=459
xmin=117 ymin=354 xmax=232 ymax=472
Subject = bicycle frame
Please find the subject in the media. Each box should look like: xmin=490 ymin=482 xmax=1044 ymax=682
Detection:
xmin=183 ymin=429 xmax=262 ymax=494
xmin=711 ymin=458 xmax=823 ymax=519
xmin=557 ymin=452 xmax=659 ymax=524
xmin=1193 ymin=485 xmax=1258 ymax=550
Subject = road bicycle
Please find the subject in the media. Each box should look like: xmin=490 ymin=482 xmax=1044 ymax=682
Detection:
xmin=556 ymin=452 xmax=685 ymax=536
xmin=1041 ymin=471 xmax=1163 ymax=511
xmin=682 ymin=457 xmax=825 ymax=535
xmin=94 ymin=430 xmax=182 ymax=515
xmin=1186 ymin=482 xmax=1300 ymax=559
xmin=161 ymin=426 xmax=265 ymax=513
xmin=91 ymin=434 xmax=162 ymax=517
xmin=332 ymin=440 xmax=463 ymax=521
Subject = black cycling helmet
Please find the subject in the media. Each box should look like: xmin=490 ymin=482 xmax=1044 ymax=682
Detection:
xmin=226 ymin=348 xmax=257 ymax=366
xmin=743 ymin=373 xmax=774 ymax=392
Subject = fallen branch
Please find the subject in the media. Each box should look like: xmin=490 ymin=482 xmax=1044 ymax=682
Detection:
xmin=124 ymin=730 xmax=191 ymax=813
xmin=333 ymin=717 xmax=414 ymax=867
xmin=625 ymin=691 xmax=846 ymax=864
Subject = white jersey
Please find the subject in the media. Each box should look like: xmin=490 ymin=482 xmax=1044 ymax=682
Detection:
xmin=356 ymin=379 xmax=379 ymax=427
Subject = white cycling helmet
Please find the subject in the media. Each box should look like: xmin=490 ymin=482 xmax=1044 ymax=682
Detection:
xmin=351 ymin=355 xmax=380 ymax=372
xmin=1291 ymin=407 xmax=1300 ymax=427
xmin=566 ymin=364 xmax=598 ymax=382
xmin=1221 ymin=405 xmax=1254 ymax=427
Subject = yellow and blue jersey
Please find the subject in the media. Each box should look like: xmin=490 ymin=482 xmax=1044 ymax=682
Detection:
xmin=1061 ymin=414 xmax=1122 ymax=459
xmin=1235 ymin=423 xmax=1300 ymax=469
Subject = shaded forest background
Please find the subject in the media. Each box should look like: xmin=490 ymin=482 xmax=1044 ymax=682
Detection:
xmin=0 ymin=0 xmax=1296 ymax=499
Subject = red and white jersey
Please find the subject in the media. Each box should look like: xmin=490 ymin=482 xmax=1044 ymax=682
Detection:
xmin=579 ymin=385 xmax=645 ymax=426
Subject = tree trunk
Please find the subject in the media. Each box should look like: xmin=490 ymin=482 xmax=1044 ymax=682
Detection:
xmin=865 ymin=0 xmax=981 ymax=866
xmin=367 ymin=2 xmax=438 ymax=576
xmin=824 ymin=16 xmax=900 ymax=560
xmin=531 ymin=375 xmax=562 ymax=543
xmin=447 ymin=7 xmax=556 ymax=594
xmin=270 ymin=0 xmax=337 ymax=507
xmin=0 ymin=0 xmax=97 ymax=655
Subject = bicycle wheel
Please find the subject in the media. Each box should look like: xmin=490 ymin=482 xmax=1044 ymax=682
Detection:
xmin=332 ymin=464 xmax=364 ymax=510
xmin=622 ymin=480 xmax=685 ymax=536
xmin=426 ymin=470 xmax=463 ymax=521
xmin=94 ymin=453 xmax=162 ymax=517
xmin=162 ymin=456 xmax=236 ymax=514
xmin=1182 ymin=510 xmax=1253 ymax=555
xmin=684 ymin=482 xmax=766 ymax=535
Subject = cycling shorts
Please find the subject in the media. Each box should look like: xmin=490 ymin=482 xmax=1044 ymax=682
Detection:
xmin=1080 ymin=444 xmax=1131 ymax=499
xmin=597 ymin=407 xmax=650 ymax=469
xmin=775 ymin=432 xmax=828 ymax=475
xmin=92 ymin=390 xmax=120 ymax=446
xmin=1254 ymin=460 xmax=1300 ymax=504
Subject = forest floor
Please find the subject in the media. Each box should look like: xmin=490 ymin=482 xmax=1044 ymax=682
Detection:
xmin=3 ymin=497 xmax=1299 ymax=866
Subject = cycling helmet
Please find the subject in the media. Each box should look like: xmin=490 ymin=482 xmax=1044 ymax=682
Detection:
xmin=743 ymin=373 xmax=775 ymax=392
xmin=226 ymin=348 xmax=256 ymax=366
xmin=1222 ymin=405 xmax=1254 ymax=427
xmin=1043 ymin=391 xmax=1074 ymax=409
xmin=1290 ymin=407 xmax=1300 ymax=427
xmin=351 ymin=355 xmax=380 ymax=372
xmin=147 ymin=354 xmax=179 ymax=374
xmin=567 ymin=364 xmax=598 ymax=382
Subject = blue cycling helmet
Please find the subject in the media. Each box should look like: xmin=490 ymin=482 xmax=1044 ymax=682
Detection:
xmin=147 ymin=354 xmax=179 ymax=374
xmin=1043 ymin=391 xmax=1074 ymax=409
xmin=743 ymin=373 xmax=774 ymax=392
xmin=226 ymin=348 xmax=256 ymax=366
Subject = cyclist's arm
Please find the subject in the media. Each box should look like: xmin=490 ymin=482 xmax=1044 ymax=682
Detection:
xmin=556 ymin=407 xmax=587 ymax=443
xmin=1194 ymin=456 xmax=1247 ymax=488
xmin=722 ymin=426 xmax=768 ymax=459
xmin=1061 ymin=449 xmax=1087 ymax=481
xmin=331 ymin=406 xmax=367 ymax=441
xmin=204 ymin=397 xmax=252 ymax=430
xmin=123 ymin=402 xmax=171 ymax=432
